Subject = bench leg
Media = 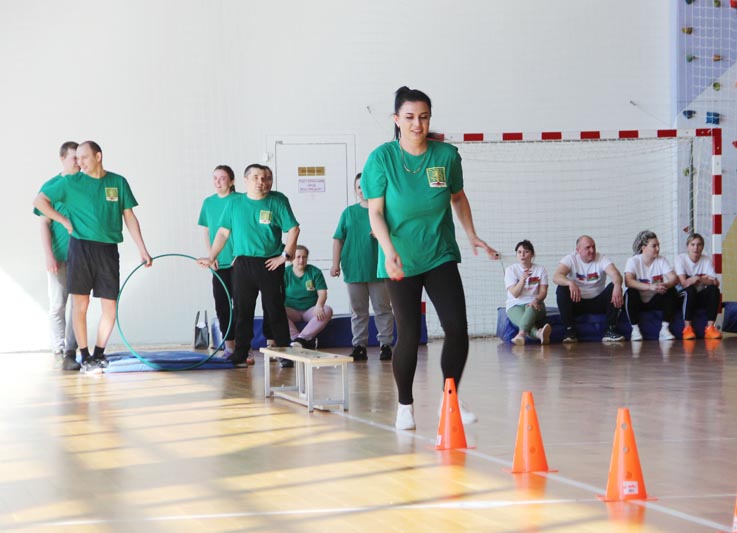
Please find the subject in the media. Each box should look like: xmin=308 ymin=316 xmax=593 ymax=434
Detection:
xmin=263 ymin=352 xmax=271 ymax=398
xmin=306 ymin=364 xmax=314 ymax=412
xmin=342 ymin=363 xmax=349 ymax=411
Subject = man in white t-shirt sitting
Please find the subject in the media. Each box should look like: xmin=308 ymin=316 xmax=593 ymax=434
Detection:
xmin=553 ymin=235 xmax=625 ymax=343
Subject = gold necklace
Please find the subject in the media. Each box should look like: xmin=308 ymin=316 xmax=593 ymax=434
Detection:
xmin=398 ymin=140 xmax=429 ymax=174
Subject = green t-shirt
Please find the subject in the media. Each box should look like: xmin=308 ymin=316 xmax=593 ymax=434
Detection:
xmin=332 ymin=203 xmax=380 ymax=283
xmin=198 ymin=192 xmax=236 ymax=268
xmin=42 ymin=171 xmax=138 ymax=244
xmin=33 ymin=173 xmax=72 ymax=262
xmin=284 ymin=264 xmax=327 ymax=310
xmin=217 ymin=193 xmax=299 ymax=258
xmin=361 ymin=140 xmax=463 ymax=278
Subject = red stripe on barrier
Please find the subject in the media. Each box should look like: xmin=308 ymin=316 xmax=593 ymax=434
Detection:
xmin=619 ymin=130 xmax=639 ymax=139
xmin=713 ymin=175 xmax=722 ymax=195
xmin=713 ymin=214 xmax=723 ymax=235
xmin=463 ymin=133 xmax=484 ymax=142
xmin=712 ymin=127 xmax=722 ymax=155
xmin=695 ymin=128 xmax=712 ymax=137
xmin=502 ymin=132 xmax=523 ymax=141
xmin=713 ymin=254 xmax=722 ymax=274
xmin=580 ymin=131 xmax=601 ymax=139
xmin=541 ymin=131 xmax=563 ymax=140
xmin=657 ymin=129 xmax=678 ymax=138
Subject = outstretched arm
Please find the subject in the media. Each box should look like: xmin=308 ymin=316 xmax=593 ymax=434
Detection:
xmin=450 ymin=190 xmax=499 ymax=259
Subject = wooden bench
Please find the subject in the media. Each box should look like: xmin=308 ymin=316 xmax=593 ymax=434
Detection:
xmin=259 ymin=346 xmax=353 ymax=412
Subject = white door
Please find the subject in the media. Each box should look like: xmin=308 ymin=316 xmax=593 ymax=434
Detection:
xmin=267 ymin=134 xmax=356 ymax=314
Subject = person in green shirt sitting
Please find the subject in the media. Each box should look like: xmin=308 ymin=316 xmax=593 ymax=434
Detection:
xmin=285 ymin=245 xmax=333 ymax=349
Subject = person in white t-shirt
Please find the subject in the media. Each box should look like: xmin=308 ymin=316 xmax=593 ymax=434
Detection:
xmin=553 ymin=235 xmax=624 ymax=343
xmin=675 ymin=232 xmax=722 ymax=340
xmin=505 ymin=240 xmax=551 ymax=345
xmin=624 ymin=230 xmax=678 ymax=341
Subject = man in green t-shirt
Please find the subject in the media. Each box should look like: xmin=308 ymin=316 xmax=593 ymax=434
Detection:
xmin=33 ymin=142 xmax=80 ymax=370
xmin=199 ymin=164 xmax=299 ymax=368
xmin=33 ymin=141 xmax=153 ymax=373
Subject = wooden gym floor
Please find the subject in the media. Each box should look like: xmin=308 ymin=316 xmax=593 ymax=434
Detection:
xmin=1 ymin=336 xmax=735 ymax=532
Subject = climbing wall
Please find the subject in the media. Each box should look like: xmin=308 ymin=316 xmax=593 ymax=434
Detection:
xmin=677 ymin=1 xmax=737 ymax=297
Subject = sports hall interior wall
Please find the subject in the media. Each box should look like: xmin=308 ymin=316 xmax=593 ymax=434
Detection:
xmin=2 ymin=1 xmax=718 ymax=350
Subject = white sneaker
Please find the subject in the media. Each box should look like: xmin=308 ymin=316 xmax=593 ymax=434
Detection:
xmin=630 ymin=325 xmax=643 ymax=341
xmin=538 ymin=324 xmax=551 ymax=345
xmin=511 ymin=333 xmax=526 ymax=346
xmin=659 ymin=324 xmax=675 ymax=341
xmin=438 ymin=398 xmax=478 ymax=425
xmin=395 ymin=403 xmax=416 ymax=430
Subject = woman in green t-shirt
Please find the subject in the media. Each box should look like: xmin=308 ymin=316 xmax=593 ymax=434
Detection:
xmin=361 ymin=86 xmax=499 ymax=431
xmin=285 ymin=245 xmax=333 ymax=348
xmin=197 ymin=165 xmax=241 ymax=360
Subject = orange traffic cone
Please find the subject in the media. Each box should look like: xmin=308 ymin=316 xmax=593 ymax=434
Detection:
xmin=598 ymin=408 xmax=655 ymax=502
xmin=435 ymin=378 xmax=468 ymax=450
xmin=506 ymin=391 xmax=556 ymax=473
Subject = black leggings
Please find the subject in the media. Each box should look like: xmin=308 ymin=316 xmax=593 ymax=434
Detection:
xmin=212 ymin=267 xmax=235 ymax=341
xmin=386 ymin=261 xmax=469 ymax=406
xmin=625 ymin=287 xmax=678 ymax=325
xmin=681 ymin=284 xmax=720 ymax=322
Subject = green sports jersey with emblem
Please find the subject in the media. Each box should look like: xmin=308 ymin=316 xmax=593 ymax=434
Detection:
xmin=361 ymin=140 xmax=463 ymax=278
xmin=284 ymin=264 xmax=327 ymax=310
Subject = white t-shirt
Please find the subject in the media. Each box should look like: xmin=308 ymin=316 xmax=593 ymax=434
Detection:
xmin=505 ymin=263 xmax=548 ymax=310
xmin=674 ymin=253 xmax=717 ymax=292
xmin=559 ymin=252 xmax=613 ymax=299
xmin=624 ymin=255 xmax=674 ymax=303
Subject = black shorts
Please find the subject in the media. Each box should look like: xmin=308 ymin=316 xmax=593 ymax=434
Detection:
xmin=67 ymin=237 xmax=120 ymax=300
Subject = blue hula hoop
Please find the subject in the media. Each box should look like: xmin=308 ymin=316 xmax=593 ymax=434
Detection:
xmin=115 ymin=253 xmax=233 ymax=371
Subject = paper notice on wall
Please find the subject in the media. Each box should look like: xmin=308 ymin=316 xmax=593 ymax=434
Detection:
xmin=298 ymin=178 xmax=326 ymax=193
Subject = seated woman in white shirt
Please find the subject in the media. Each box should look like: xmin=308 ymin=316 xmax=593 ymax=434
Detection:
xmin=504 ymin=240 xmax=551 ymax=345
xmin=675 ymin=232 xmax=722 ymax=340
xmin=624 ymin=230 xmax=679 ymax=341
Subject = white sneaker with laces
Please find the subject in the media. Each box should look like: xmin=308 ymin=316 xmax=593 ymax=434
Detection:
xmin=395 ymin=403 xmax=416 ymax=430
xmin=630 ymin=324 xmax=643 ymax=341
xmin=659 ymin=323 xmax=675 ymax=341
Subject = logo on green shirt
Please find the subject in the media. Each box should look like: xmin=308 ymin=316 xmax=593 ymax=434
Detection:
xmin=305 ymin=280 xmax=315 ymax=291
xmin=259 ymin=210 xmax=272 ymax=224
xmin=105 ymin=187 xmax=119 ymax=201
xmin=426 ymin=167 xmax=447 ymax=188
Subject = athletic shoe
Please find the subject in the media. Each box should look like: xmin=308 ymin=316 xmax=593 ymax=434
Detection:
xmin=81 ymin=355 xmax=108 ymax=374
xmin=602 ymin=326 xmax=625 ymax=342
xmin=659 ymin=324 xmax=675 ymax=341
xmin=511 ymin=333 xmax=526 ymax=346
xmin=226 ymin=351 xmax=248 ymax=368
xmin=437 ymin=398 xmax=478 ymax=425
xmin=395 ymin=403 xmax=416 ymax=430
xmin=682 ymin=325 xmax=697 ymax=340
xmin=279 ymin=358 xmax=294 ymax=368
xmin=379 ymin=344 xmax=393 ymax=361
xmin=630 ymin=325 xmax=643 ymax=341
xmin=562 ymin=327 xmax=578 ymax=343
xmin=61 ymin=353 xmax=81 ymax=371
xmin=350 ymin=345 xmax=368 ymax=361
xmin=704 ymin=325 xmax=722 ymax=339
xmin=538 ymin=324 xmax=551 ymax=345
xmin=246 ymin=351 xmax=256 ymax=365
xmin=290 ymin=338 xmax=308 ymax=349
xmin=53 ymin=349 xmax=64 ymax=363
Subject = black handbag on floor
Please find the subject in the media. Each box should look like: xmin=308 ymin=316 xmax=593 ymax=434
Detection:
xmin=194 ymin=310 xmax=210 ymax=349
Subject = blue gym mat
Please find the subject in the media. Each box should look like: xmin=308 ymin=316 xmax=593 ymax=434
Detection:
xmin=102 ymin=351 xmax=235 ymax=373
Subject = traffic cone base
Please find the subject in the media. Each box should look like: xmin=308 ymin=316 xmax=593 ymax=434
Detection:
xmin=505 ymin=391 xmax=556 ymax=474
xmin=598 ymin=408 xmax=655 ymax=502
xmin=435 ymin=378 xmax=468 ymax=450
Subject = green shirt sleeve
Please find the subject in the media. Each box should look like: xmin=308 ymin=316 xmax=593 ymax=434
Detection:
xmin=361 ymin=146 xmax=388 ymax=200
xmin=332 ymin=208 xmax=348 ymax=240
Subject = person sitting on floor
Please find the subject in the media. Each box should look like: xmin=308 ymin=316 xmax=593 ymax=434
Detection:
xmin=675 ymin=232 xmax=722 ymax=340
xmin=504 ymin=239 xmax=551 ymax=345
xmin=285 ymin=245 xmax=334 ymax=350
xmin=553 ymin=234 xmax=624 ymax=343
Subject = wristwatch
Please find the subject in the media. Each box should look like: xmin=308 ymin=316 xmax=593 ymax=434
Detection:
xmin=282 ymin=251 xmax=292 ymax=260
